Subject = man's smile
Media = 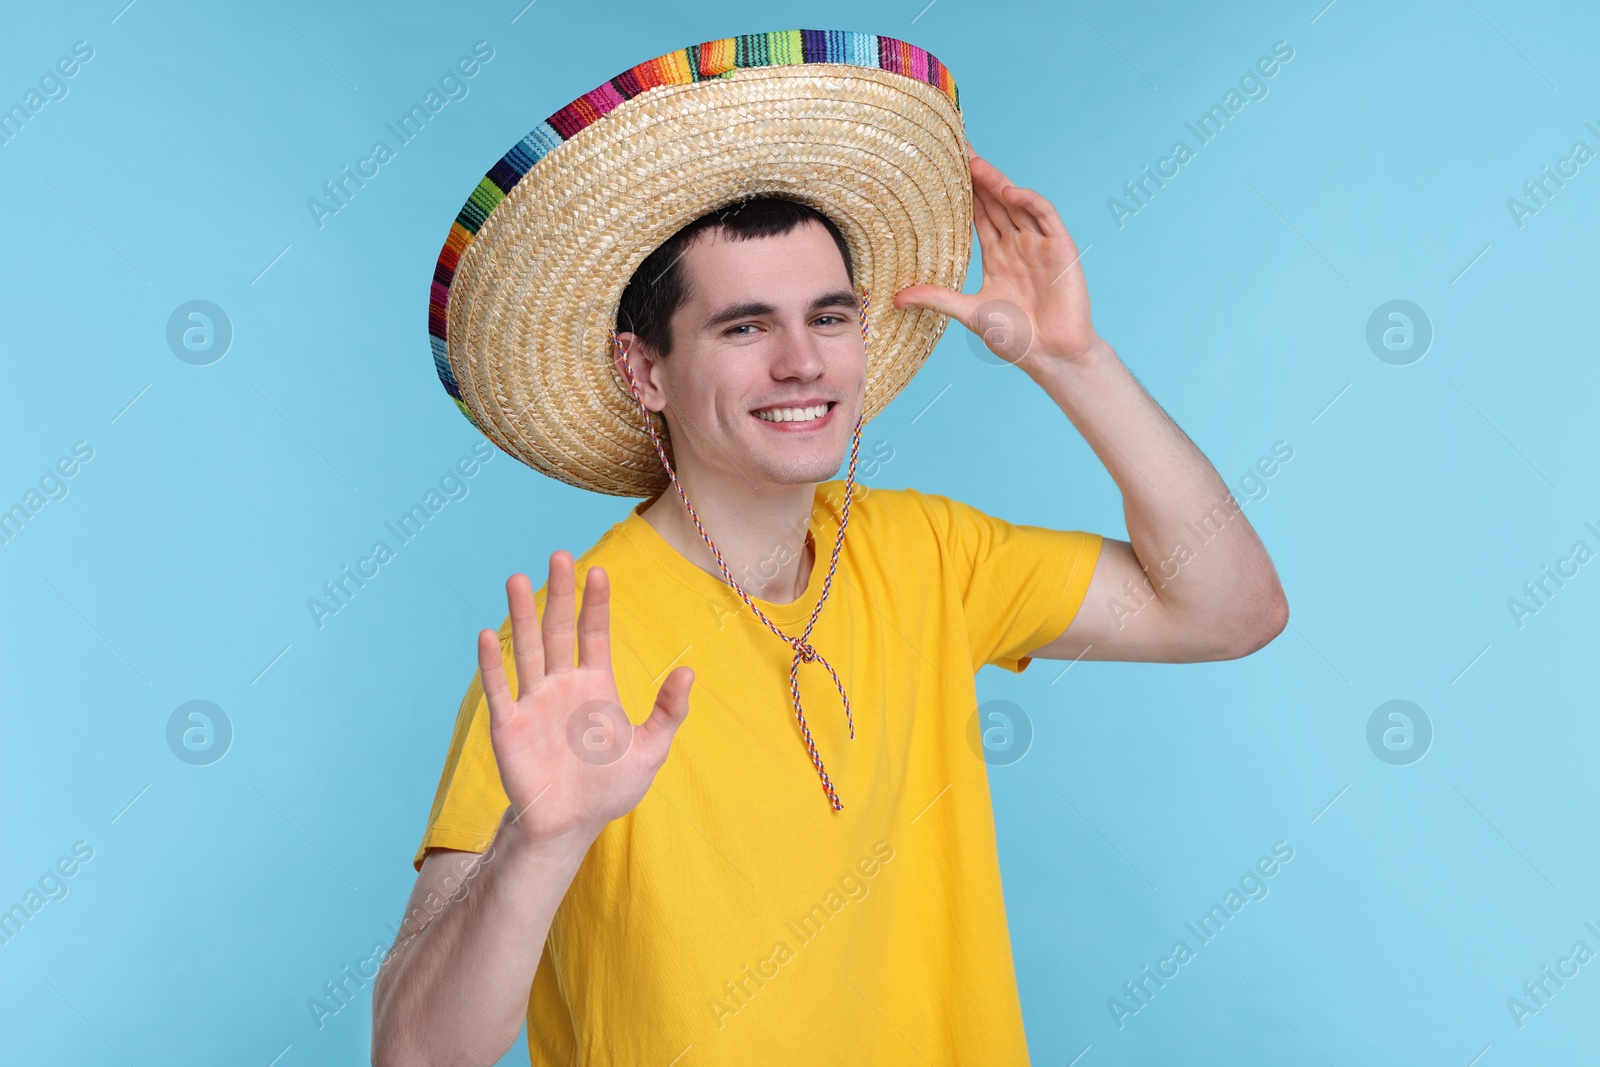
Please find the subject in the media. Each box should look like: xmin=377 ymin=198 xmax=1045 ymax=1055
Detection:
xmin=751 ymin=400 xmax=839 ymax=428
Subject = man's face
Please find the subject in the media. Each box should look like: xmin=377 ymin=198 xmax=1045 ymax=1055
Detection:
xmin=618 ymin=221 xmax=866 ymax=490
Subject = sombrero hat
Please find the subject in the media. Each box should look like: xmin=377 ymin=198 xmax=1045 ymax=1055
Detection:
xmin=427 ymin=28 xmax=973 ymax=498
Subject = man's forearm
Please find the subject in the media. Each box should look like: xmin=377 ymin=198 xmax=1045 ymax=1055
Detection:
xmin=1028 ymin=336 xmax=1285 ymax=630
xmin=372 ymin=808 xmax=595 ymax=1066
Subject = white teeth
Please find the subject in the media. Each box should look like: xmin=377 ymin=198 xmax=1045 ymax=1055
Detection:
xmin=755 ymin=404 xmax=829 ymax=423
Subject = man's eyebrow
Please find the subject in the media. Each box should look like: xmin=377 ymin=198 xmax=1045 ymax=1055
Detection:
xmin=700 ymin=289 xmax=859 ymax=331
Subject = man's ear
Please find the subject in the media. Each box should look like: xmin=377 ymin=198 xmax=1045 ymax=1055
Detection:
xmin=612 ymin=331 xmax=666 ymax=412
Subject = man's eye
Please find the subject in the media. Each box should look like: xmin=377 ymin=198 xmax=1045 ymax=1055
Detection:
xmin=727 ymin=316 xmax=848 ymax=335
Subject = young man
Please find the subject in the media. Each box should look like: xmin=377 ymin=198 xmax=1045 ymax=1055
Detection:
xmin=374 ymin=31 xmax=1285 ymax=1067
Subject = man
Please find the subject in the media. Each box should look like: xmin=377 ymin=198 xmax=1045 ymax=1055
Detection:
xmin=373 ymin=30 xmax=1285 ymax=1067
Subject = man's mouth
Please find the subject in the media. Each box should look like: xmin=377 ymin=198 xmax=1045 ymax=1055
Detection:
xmin=752 ymin=401 xmax=837 ymax=426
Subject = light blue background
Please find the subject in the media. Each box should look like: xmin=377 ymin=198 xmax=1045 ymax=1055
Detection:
xmin=2 ymin=1 xmax=1595 ymax=1064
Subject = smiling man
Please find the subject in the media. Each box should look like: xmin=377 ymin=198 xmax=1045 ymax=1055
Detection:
xmin=372 ymin=30 xmax=1286 ymax=1067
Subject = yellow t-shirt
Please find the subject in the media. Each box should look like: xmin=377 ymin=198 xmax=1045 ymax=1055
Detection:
xmin=413 ymin=479 xmax=1102 ymax=1066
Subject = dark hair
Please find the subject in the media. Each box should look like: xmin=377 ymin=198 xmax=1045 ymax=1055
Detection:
xmin=615 ymin=196 xmax=856 ymax=359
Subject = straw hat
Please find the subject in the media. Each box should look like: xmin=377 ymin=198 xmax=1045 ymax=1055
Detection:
xmin=427 ymin=29 xmax=973 ymax=498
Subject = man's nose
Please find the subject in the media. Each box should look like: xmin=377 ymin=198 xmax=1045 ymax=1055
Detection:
xmin=770 ymin=330 xmax=826 ymax=378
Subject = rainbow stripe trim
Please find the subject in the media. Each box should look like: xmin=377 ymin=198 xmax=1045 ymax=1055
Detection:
xmin=428 ymin=29 xmax=960 ymax=429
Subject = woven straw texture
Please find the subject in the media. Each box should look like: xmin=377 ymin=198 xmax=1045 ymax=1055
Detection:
xmin=431 ymin=30 xmax=972 ymax=497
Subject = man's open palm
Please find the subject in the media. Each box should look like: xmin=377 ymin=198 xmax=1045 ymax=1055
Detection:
xmin=478 ymin=554 xmax=694 ymax=846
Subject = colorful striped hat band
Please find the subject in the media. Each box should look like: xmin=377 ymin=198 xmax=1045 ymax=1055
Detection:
xmin=608 ymin=291 xmax=873 ymax=811
xmin=427 ymin=28 xmax=973 ymax=498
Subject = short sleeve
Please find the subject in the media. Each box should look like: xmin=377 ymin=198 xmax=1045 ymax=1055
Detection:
xmin=912 ymin=490 xmax=1103 ymax=674
xmin=411 ymin=615 xmax=516 ymax=871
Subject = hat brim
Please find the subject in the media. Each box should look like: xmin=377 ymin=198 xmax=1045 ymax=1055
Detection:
xmin=435 ymin=43 xmax=972 ymax=497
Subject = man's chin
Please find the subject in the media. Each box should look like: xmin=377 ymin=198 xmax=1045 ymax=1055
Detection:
xmin=746 ymin=451 xmax=849 ymax=489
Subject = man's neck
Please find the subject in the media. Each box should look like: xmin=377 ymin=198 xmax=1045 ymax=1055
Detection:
xmin=639 ymin=478 xmax=821 ymax=605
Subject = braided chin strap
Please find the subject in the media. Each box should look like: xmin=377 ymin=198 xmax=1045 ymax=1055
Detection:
xmin=608 ymin=291 xmax=871 ymax=811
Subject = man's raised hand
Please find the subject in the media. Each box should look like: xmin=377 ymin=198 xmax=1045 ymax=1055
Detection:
xmin=477 ymin=552 xmax=694 ymax=848
xmin=893 ymin=140 xmax=1104 ymax=372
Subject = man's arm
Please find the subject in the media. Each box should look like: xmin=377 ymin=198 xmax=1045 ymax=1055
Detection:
xmin=372 ymin=558 xmax=694 ymax=1064
xmin=372 ymin=812 xmax=594 ymax=1066
xmin=895 ymin=142 xmax=1287 ymax=663
xmin=1019 ymin=341 xmax=1288 ymax=663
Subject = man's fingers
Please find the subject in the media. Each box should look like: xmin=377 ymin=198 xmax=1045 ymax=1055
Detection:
xmin=969 ymin=153 xmax=1072 ymax=255
xmin=1001 ymin=183 xmax=1069 ymax=239
xmin=968 ymin=146 xmax=1002 ymax=244
xmin=575 ymin=566 xmax=613 ymax=674
xmin=505 ymin=573 xmax=543 ymax=698
xmin=996 ymin=184 xmax=1046 ymax=237
xmin=477 ymin=627 xmax=514 ymax=729
xmin=972 ymin=155 xmax=1043 ymax=237
xmin=970 ymin=155 xmax=1021 ymax=236
xmin=971 ymin=181 xmax=1000 ymax=245
xmin=543 ymin=550 xmax=577 ymax=674
xmin=894 ymin=283 xmax=972 ymax=322
xmin=636 ymin=666 xmax=693 ymax=763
